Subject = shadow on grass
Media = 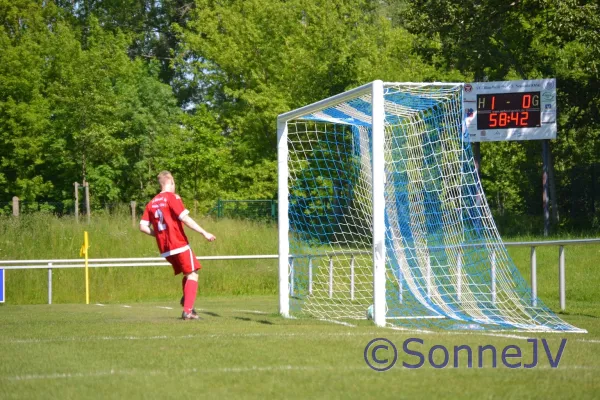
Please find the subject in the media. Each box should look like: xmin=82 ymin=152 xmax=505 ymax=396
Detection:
xmin=200 ymin=311 xmax=221 ymax=317
xmin=233 ymin=316 xmax=275 ymax=325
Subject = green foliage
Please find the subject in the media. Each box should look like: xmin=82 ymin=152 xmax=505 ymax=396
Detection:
xmin=0 ymin=2 xmax=181 ymax=206
xmin=0 ymin=0 xmax=598 ymax=232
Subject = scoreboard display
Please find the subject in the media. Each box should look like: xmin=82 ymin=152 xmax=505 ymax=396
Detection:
xmin=464 ymin=79 xmax=556 ymax=142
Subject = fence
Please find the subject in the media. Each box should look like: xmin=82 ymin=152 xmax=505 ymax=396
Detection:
xmin=208 ymin=199 xmax=278 ymax=221
xmin=1 ymin=239 xmax=598 ymax=310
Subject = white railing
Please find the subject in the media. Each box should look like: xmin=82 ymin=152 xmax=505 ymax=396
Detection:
xmin=1 ymin=239 xmax=598 ymax=309
xmin=0 ymin=255 xmax=277 ymax=304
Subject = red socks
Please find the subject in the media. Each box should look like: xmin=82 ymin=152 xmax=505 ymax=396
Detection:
xmin=183 ymin=278 xmax=198 ymax=314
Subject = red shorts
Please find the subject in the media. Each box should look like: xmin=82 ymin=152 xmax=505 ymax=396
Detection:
xmin=166 ymin=248 xmax=202 ymax=275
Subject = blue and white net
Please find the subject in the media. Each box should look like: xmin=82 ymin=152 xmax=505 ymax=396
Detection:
xmin=285 ymin=82 xmax=584 ymax=332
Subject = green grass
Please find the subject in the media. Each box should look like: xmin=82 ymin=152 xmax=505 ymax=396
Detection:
xmin=0 ymin=297 xmax=599 ymax=400
xmin=0 ymin=214 xmax=599 ymax=398
xmin=0 ymin=213 xmax=279 ymax=303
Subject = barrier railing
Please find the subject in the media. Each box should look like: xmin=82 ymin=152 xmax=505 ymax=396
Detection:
xmin=1 ymin=239 xmax=598 ymax=309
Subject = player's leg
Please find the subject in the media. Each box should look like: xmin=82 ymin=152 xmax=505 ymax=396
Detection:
xmin=181 ymin=249 xmax=202 ymax=320
xmin=166 ymin=253 xmax=199 ymax=319
xmin=180 ymin=275 xmax=187 ymax=307
xmin=182 ymin=271 xmax=199 ymax=319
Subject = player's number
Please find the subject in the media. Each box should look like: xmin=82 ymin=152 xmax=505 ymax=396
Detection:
xmin=154 ymin=209 xmax=167 ymax=231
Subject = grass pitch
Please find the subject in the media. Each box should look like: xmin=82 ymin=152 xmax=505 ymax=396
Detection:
xmin=1 ymin=296 xmax=599 ymax=400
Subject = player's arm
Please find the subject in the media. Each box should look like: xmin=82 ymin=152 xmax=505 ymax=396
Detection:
xmin=139 ymin=223 xmax=156 ymax=237
xmin=181 ymin=215 xmax=216 ymax=242
xmin=139 ymin=208 xmax=155 ymax=237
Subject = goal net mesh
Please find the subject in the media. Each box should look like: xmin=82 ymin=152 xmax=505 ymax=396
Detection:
xmin=285 ymin=82 xmax=584 ymax=332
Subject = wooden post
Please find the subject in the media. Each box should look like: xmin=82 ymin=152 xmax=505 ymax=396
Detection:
xmin=74 ymin=182 xmax=79 ymax=223
xmin=12 ymin=196 xmax=19 ymax=217
xmin=130 ymin=201 xmax=137 ymax=227
xmin=84 ymin=182 xmax=90 ymax=223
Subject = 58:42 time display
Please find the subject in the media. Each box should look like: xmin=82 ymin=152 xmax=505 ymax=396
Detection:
xmin=476 ymin=92 xmax=541 ymax=130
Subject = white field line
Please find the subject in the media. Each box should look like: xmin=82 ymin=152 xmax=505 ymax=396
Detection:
xmin=2 ymin=329 xmax=592 ymax=346
xmin=318 ymin=319 xmax=357 ymax=328
xmin=3 ymin=364 xmax=599 ymax=381
xmin=156 ymin=306 xmax=173 ymax=310
xmin=95 ymin=304 xmax=105 ymax=307
xmin=384 ymin=326 xmax=537 ymax=341
xmin=122 ymin=305 xmax=132 ymax=308
xmin=1 ymin=332 xmax=381 ymax=344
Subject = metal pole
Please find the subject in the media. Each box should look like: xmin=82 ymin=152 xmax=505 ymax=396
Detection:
xmin=350 ymin=256 xmax=355 ymax=300
xmin=289 ymin=258 xmax=294 ymax=297
xmin=559 ymin=245 xmax=565 ymax=311
xmin=531 ymin=246 xmax=537 ymax=307
xmin=491 ymin=251 xmax=496 ymax=305
xmin=329 ymin=257 xmax=334 ymax=299
xmin=48 ymin=263 xmax=52 ymax=305
xmin=308 ymin=257 xmax=313 ymax=295
xmin=457 ymin=254 xmax=462 ymax=302
xmin=371 ymin=79 xmax=386 ymax=327
xmin=426 ymin=257 xmax=431 ymax=298
xmin=542 ymin=140 xmax=550 ymax=236
xmin=277 ymin=119 xmax=290 ymax=317
xmin=398 ymin=258 xmax=403 ymax=304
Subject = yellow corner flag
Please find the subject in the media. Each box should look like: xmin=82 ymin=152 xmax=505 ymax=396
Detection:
xmin=80 ymin=231 xmax=90 ymax=304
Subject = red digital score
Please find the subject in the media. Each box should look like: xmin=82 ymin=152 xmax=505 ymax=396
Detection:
xmin=476 ymin=92 xmax=541 ymax=130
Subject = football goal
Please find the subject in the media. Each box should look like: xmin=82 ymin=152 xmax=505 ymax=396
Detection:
xmin=277 ymin=80 xmax=584 ymax=332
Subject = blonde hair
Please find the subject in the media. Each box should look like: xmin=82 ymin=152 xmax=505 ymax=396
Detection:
xmin=157 ymin=171 xmax=173 ymax=187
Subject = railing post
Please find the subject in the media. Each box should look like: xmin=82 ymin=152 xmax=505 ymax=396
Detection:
xmin=329 ymin=257 xmax=333 ymax=299
xmin=350 ymin=256 xmax=355 ymax=301
xmin=531 ymin=246 xmax=537 ymax=307
xmin=308 ymin=257 xmax=313 ymax=295
xmin=457 ymin=254 xmax=462 ymax=302
xmin=491 ymin=251 xmax=496 ymax=305
xmin=426 ymin=257 xmax=431 ymax=298
xmin=398 ymin=258 xmax=403 ymax=304
xmin=559 ymin=245 xmax=565 ymax=311
xmin=48 ymin=263 xmax=52 ymax=305
xmin=289 ymin=257 xmax=294 ymax=297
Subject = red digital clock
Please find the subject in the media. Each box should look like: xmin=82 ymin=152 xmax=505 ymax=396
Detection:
xmin=476 ymin=92 xmax=541 ymax=130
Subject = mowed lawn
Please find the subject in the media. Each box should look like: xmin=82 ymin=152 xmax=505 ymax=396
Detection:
xmin=1 ymin=296 xmax=599 ymax=400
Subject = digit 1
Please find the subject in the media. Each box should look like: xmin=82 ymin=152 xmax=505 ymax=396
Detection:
xmin=491 ymin=96 xmax=495 ymax=110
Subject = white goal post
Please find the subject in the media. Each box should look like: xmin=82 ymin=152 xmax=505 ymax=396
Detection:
xmin=277 ymin=80 xmax=584 ymax=332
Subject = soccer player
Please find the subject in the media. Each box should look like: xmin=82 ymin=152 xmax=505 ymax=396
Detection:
xmin=139 ymin=171 xmax=216 ymax=320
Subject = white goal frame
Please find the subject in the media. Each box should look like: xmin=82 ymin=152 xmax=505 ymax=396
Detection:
xmin=277 ymin=80 xmax=459 ymax=327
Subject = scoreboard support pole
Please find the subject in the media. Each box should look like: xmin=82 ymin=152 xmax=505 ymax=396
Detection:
xmin=542 ymin=140 xmax=550 ymax=237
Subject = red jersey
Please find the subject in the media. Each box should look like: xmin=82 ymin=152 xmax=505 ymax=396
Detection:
xmin=140 ymin=192 xmax=190 ymax=257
